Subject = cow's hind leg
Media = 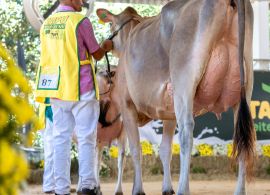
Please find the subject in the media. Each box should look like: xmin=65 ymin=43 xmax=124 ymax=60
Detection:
xmin=232 ymin=104 xmax=247 ymax=195
xmin=170 ymin=42 xmax=198 ymax=195
xmin=115 ymin=126 xmax=127 ymax=195
xmin=235 ymin=157 xmax=247 ymax=195
xmin=234 ymin=2 xmax=255 ymax=194
xmin=121 ymin=102 xmax=145 ymax=195
xmin=175 ymin=104 xmax=194 ymax=195
xmin=233 ymin=44 xmax=254 ymax=195
xmin=160 ymin=120 xmax=176 ymax=195
xmin=171 ymin=68 xmax=195 ymax=195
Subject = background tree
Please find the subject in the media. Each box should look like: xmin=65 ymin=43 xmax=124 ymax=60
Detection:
xmin=0 ymin=0 xmax=161 ymax=78
xmin=0 ymin=0 xmax=40 ymax=80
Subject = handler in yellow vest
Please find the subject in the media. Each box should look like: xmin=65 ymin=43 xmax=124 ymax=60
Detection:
xmin=35 ymin=0 xmax=113 ymax=194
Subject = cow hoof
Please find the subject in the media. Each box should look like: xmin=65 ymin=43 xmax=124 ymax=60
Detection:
xmin=162 ymin=189 xmax=175 ymax=195
xmin=115 ymin=192 xmax=123 ymax=195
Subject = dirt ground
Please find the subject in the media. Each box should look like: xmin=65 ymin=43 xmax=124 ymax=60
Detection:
xmin=21 ymin=179 xmax=270 ymax=195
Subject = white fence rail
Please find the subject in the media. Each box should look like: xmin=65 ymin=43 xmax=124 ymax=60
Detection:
xmin=253 ymin=59 xmax=270 ymax=70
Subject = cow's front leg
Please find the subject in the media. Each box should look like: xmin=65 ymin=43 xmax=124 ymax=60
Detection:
xmin=172 ymin=88 xmax=194 ymax=195
xmin=121 ymin=103 xmax=145 ymax=195
xmin=160 ymin=120 xmax=176 ymax=195
xmin=115 ymin=127 xmax=127 ymax=195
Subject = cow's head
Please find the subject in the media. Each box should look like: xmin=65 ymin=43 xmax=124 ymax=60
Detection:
xmin=97 ymin=66 xmax=117 ymax=101
xmin=97 ymin=7 xmax=142 ymax=57
xmin=97 ymin=66 xmax=118 ymax=127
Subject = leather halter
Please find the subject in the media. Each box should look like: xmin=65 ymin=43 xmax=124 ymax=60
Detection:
xmin=99 ymin=71 xmax=113 ymax=96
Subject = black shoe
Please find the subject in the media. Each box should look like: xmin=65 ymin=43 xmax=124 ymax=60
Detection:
xmin=78 ymin=187 xmax=99 ymax=195
xmin=55 ymin=193 xmax=70 ymax=195
xmin=44 ymin=190 xmax=55 ymax=194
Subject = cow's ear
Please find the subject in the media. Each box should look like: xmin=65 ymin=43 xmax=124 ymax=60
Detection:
xmin=96 ymin=9 xmax=114 ymax=23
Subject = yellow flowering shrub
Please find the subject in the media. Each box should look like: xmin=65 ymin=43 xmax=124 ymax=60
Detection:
xmin=109 ymin=146 xmax=118 ymax=158
xmin=262 ymin=145 xmax=270 ymax=157
xmin=172 ymin=143 xmax=180 ymax=155
xmin=39 ymin=160 xmax=45 ymax=169
xmin=141 ymin=141 xmax=153 ymax=155
xmin=0 ymin=43 xmax=38 ymax=194
xmin=196 ymin=144 xmax=213 ymax=156
xmin=227 ymin=143 xmax=233 ymax=158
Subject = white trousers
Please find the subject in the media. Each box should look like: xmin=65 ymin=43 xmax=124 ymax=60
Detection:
xmin=42 ymin=118 xmax=55 ymax=192
xmin=51 ymin=91 xmax=99 ymax=194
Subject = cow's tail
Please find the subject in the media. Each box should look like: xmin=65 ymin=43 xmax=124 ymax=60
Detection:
xmin=232 ymin=0 xmax=256 ymax=181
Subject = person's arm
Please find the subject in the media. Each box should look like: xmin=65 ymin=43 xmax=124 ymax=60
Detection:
xmin=92 ymin=40 xmax=113 ymax=61
xmin=79 ymin=18 xmax=113 ymax=61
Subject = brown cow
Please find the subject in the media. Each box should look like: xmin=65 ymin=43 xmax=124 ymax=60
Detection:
xmin=97 ymin=0 xmax=255 ymax=194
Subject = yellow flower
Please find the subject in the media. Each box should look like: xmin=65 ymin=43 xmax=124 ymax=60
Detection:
xmin=172 ymin=143 xmax=180 ymax=155
xmin=7 ymin=66 xmax=31 ymax=93
xmin=0 ymin=43 xmax=31 ymax=93
xmin=227 ymin=143 xmax=233 ymax=158
xmin=0 ymin=186 xmax=8 ymax=195
xmin=0 ymin=142 xmax=28 ymax=194
xmin=39 ymin=160 xmax=45 ymax=168
xmin=262 ymin=145 xmax=270 ymax=157
xmin=0 ymin=43 xmax=33 ymax=195
xmin=196 ymin=144 xmax=213 ymax=156
xmin=109 ymin=146 xmax=118 ymax=158
xmin=141 ymin=141 xmax=153 ymax=155
xmin=0 ymin=109 xmax=8 ymax=128
xmin=12 ymin=153 xmax=29 ymax=182
xmin=0 ymin=140 xmax=16 ymax=176
xmin=0 ymin=80 xmax=35 ymax=125
xmin=14 ymin=100 xmax=35 ymax=125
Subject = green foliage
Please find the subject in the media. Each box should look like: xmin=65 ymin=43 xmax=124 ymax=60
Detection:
xmin=266 ymin=164 xmax=270 ymax=175
xmin=0 ymin=0 xmax=40 ymax=80
xmin=150 ymin=166 xmax=160 ymax=175
xmin=191 ymin=166 xmax=207 ymax=174
xmin=32 ymin=132 xmax=43 ymax=148
xmin=99 ymin=163 xmax=111 ymax=178
xmin=0 ymin=1 xmax=162 ymax=78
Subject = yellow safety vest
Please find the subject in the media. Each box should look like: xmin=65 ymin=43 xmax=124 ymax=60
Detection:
xmin=35 ymin=12 xmax=99 ymax=103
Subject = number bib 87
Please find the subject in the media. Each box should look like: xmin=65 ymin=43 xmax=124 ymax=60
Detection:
xmin=37 ymin=66 xmax=60 ymax=90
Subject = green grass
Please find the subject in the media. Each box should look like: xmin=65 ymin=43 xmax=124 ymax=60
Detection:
xmin=191 ymin=166 xmax=207 ymax=174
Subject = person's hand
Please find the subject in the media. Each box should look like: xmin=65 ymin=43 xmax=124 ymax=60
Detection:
xmin=101 ymin=40 xmax=113 ymax=52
